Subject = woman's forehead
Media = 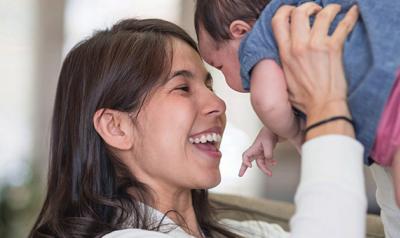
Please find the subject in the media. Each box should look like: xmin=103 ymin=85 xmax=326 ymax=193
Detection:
xmin=169 ymin=38 xmax=208 ymax=78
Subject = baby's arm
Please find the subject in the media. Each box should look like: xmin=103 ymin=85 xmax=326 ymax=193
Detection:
xmin=250 ymin=59 xmax=300 ymax=141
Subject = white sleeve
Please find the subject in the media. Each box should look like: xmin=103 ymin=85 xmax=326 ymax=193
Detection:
xmin=290 ymin=135 xmax=367 ymax=238
xmin=102 ymin=229 xmax=172 ymax=238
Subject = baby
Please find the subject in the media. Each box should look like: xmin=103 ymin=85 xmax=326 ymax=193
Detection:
xmin=195 ymin=0 xmax=400 ymax=206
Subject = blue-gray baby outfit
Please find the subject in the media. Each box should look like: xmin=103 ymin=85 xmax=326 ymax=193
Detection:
xmin=239 ymin=0 xmax=400 ymax=164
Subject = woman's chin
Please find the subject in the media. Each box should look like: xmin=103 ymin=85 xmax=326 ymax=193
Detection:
xmin=199 ymin=172 xmax=221 ymax=189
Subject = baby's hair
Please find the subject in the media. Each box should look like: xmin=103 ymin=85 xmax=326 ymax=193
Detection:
xmin=194 ymin=0 xmax=270 ymax=45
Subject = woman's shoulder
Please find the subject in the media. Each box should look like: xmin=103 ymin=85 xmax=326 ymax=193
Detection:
xmin=219 ymin=219 xmax=289 ymax=238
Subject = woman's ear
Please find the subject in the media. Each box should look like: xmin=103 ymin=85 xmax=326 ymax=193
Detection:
xmin=229 ymin=20 xmax=251 ymax=40
xmin=93 ymin=108 xmax=134 ymax=150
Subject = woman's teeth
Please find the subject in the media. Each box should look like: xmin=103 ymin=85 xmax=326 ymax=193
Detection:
xmin=189 ymin=133 xmax=222 ymax=144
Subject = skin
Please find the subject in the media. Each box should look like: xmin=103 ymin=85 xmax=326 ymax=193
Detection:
xmin=94 ymin=38 xmax=226 ymax=237
xmin=198 ymin=25 xmax=244 ymax=92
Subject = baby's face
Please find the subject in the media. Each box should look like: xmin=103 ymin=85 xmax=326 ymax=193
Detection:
xmin=198 ymin=27 xmax=246 ymax=92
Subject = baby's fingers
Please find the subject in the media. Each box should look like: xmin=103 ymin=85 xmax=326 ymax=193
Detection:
xmin=238 ymin=155 xmax=254 ymax=177
xmin=242 ymin=153 xmax=253 ymax=168
xmin=256 ymin=158 xmax=277 ymax=177
xmin=256 ymin=159 xmax=272 ymax=176
xmin=238 ymin=163 xmax=249 ymax=177
xmin=267 ymin=158 xmax=278 ymax=166
xmin=242 ymin=145 xmax=261 ymax=168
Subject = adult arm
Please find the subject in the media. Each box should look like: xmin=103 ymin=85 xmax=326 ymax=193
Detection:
xmin=271 ymin=3 xmax=367 ymax=237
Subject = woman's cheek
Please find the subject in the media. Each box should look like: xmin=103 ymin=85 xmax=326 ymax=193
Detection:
xmin=171 ymin=100 xmax=197 ymax=126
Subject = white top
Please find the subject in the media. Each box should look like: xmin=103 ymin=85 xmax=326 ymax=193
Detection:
xmin=370 ymin=164 xmax=400 ymax=238
xmin=103 ymin=135 xmax=367 ymax=238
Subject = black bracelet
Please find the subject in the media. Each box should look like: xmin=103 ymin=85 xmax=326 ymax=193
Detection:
xmin=304 ymin=116 xmax=355 ymax=135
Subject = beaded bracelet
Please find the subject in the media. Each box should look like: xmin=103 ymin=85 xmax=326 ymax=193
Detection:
xmin=304 ymin=116 xmax=355 ymax=135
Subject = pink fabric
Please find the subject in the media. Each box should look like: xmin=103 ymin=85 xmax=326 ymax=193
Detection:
xmin=371 ymin=70 xmax=400 ymax=166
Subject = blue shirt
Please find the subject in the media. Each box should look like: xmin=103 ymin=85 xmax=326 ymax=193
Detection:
xmin=239 ymin=0 xmax=400 ymax=164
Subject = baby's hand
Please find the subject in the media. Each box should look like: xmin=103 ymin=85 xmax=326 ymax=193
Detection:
xmin=239 ymin=127 xmax=279 ymax=177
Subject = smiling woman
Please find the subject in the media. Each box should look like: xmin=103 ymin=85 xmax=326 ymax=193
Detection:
xmin=28 ymin=18 xmax=236 ymax=238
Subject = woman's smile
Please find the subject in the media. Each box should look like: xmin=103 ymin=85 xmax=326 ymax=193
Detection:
xmin=189 ymin=126 xmax=223 ymax=159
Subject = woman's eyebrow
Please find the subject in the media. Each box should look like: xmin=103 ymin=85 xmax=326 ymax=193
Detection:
xmin=169 ymin=70 xmax=212 ymax=82
xmin=169 ymin=70 xmax=194 ymax=79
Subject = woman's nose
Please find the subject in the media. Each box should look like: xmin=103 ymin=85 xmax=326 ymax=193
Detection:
xmin=202 ymin=89 xmax=226 ymax=118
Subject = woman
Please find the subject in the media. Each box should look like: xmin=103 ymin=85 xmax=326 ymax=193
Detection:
xmin=29 ymin=4 xmax=364 ymax=238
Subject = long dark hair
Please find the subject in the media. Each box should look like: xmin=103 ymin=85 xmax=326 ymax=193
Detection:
xmin=29 ymin=19 xmax=241 ymax=238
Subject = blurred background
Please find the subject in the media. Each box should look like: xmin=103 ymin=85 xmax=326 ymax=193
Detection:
xmin=0 ymin=0 xmax=379 ymax=237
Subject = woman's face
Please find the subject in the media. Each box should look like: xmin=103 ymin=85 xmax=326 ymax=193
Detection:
xmin=129 ymin=38 xmax=226 ymax=191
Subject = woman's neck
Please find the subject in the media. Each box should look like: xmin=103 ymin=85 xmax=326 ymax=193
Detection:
xmin=154 ymin=187 xmax=203 ymax=238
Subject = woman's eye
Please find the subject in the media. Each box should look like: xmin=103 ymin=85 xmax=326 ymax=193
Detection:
xmin=176 ymin=85 xmax=190 ymax=92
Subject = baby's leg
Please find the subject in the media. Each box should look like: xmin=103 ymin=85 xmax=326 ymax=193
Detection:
xmin=392 ymin=149 xmax=400 ymax=208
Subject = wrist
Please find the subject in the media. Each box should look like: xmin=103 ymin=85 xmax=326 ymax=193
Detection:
xmin=307 ymin=100 xmax=350 ymax=123
xmin=305 ymin=100 xmax=355 ymax=140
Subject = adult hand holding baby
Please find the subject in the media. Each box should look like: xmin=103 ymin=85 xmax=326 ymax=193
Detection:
xmin=272 ymin=3 xmax=359 ymax=140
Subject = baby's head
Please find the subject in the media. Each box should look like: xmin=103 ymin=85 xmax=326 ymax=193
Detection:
xmin=195 ymin=0 xmax=270 ymax=92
